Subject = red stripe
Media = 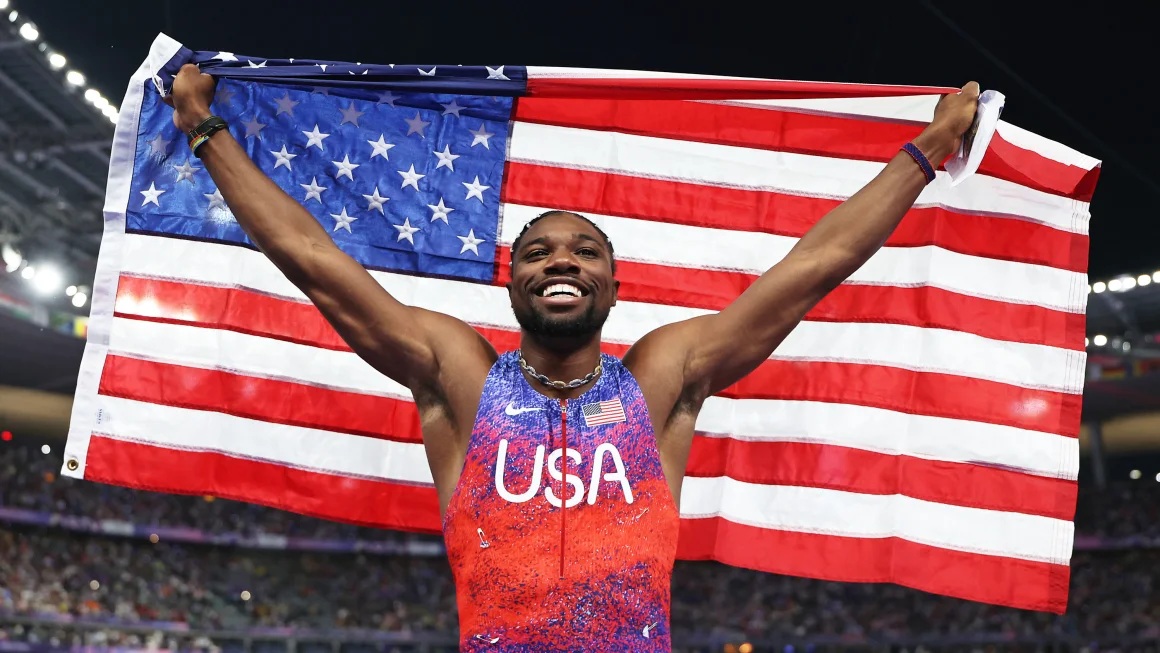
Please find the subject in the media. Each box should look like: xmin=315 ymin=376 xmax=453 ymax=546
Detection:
xmin=685 ymin=439 xmax=1076 ymax=521
xmin=525 ymin=77 xmax=958 ymax=101
xmin=98 ymin=354 xmax=423 ymax=444
xmin=503 ymin=162 xmax=1088 ymax=273
xmin=114 ymin=276 xmax=1081 ymax=436
xmin=95 ymin=352 xmax=1074 ymax=519
xmin=493 ymin=249 xmax=1082 ymax=350
xmin=83 ymin=435 xmax=442 ymax=533
xmin=514 ymin=98 xmax=1096 ymax=201
xmin=676 ymin=517 xmax=1069 ymax=613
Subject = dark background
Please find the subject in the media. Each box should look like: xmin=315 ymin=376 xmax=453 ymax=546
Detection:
xmin=20 ymin=0 xmax=1156 ymax=278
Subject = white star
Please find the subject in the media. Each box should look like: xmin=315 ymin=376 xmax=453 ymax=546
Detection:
xmin=457 ymin=229 xmax=485 ymax=256
xmin=173 ymin=160 xmax=199 ymax=183
xmin=242 ymin=116 xmax=266 ymax=139
xmin=404 ymin=112 xmax=430 ymax=137
xmin=330 ymin=207 xmax=357 ymax=233
xmin=433 ymin=145 xmax=460 ymax=171
xmin=393 ymin=217 xmax=420 ymax=244
xmin=147 ymin=133 xmax=171 ymax=156
xmin=367 ymin=134 xmax=396 ymax=160
xmin=418 ymin=66 xmax=437 ymax=76
xmin=270 ymin=145 xmax=297 ymax=170
xmin=248 ymin=59 xmax=267 ymax=68
xmin=215 ymin=85 xmax=236 ymax=107
xmin=468 ymin=123 xmax=494 ymax=149
xmin=332 ymin=155 xmax=360 ymax=181
xmin=204 ymin=189 xmax=227 ymax=211
xmin=486 ymin=65 xmax=509 ymax=81
xmin=363 ymin=187 xmax=389 ymax=214
xmin=213 ymin=52 xmax=238 ymax=62
xmin=300 ymin=176 xmax=328 ymax=203
xmin=274 ymin=93 xmax=299 ymax=117
xmin=462 ymin=176 xmax=490 ymax=203
xmin=339 ymin=102 xmax=365 ymax=128
xmin=377 ymin=91 xmax=399 ymax=107
xmin=440 ymin=99 xmax=465 ymax=117
xmin=427 ymin=197 xmax=455 ymax=223
xmin=397 ymin=164 xmax=425 ymax=191
xmin=140 ymin=182 xmax=166 ymax=206
xmin=317 ymin=64 xmax=329 ymax=72
xmin=302 ymin=124 xmax=331 ymax=150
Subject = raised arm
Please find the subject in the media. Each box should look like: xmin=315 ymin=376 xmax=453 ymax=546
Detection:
xmin=165 ymin=65 xmax=494 ymax=392
xmin=628 ymin=82 xmax=980 ymax=406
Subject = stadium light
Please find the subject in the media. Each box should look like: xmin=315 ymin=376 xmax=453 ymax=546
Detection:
xmin=20 ymin=265 xmax=34 ymax=279
xmin=30 ymin=264 xmax=62 ymax=295
xmin=18 ymin=22 xmax=37 ymax=41
xmin=1107 ymin=279 xmax=1123 ymax=292
xmin=65 ymin=70 xmax=85 ymax=86
xmin=0 ymin=1 xmax=9 ymax=12
xmin=102 ymin=106 xmax=118 ymax=122
xmin=1130 ymin=469 xmax=1142 ymax=480
xmin=1093 ymin=334 xmax=1108 ymax=347
xmin=89 ymin=580 xmax=100 ymax=590
xmin=72 ymin=291 xmax=87 ymax=308
xmin=8 ymin=11 xmax=17 ymax=23
xmin=1120 ymin=277 xmax=1137 ymax=291
xmin=240 ymin=590 xmax=252 ymax=601
xmin=1085 ymin=337 xmax=1090 ymax=347
xmin=48 ymin=52 xmax=66 ymax=69
xmin=1092 ymin=281 xmax=1106 ymax=293
xmin=1140 ymin=274 xmax=1152 ymax=287
xmin=83 ymin=88 xmax=99 ymax=102
xmin=1 ymin=243 xmax=21 ymax=272
xmin=40 ymin=444 xmax=50 ymax=454
xmin=1156 ymin=472 xmax=1160 ymax=483
xmin=65 ymin=285 xmax=76 ymax=297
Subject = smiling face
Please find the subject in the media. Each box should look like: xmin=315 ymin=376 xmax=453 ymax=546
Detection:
xmin=508 ymin=212 xmax=618 ymax=340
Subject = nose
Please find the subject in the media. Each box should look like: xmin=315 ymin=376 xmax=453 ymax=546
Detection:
xmin=543 ymin=247 xmax=581 ymax=274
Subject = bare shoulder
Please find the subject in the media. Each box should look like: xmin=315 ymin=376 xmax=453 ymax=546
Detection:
xmin=413 ymin=307 xmax=499 ymax=384
xmin=623 ymin=316 xmax=711 ymax=427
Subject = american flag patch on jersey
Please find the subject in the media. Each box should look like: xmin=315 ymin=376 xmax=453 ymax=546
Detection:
xmin=581 ymin=398 xmax=627 ymax=427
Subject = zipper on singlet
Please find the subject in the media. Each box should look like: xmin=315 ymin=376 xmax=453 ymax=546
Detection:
xmin=559 ymin=398 xmax=567 ymax=580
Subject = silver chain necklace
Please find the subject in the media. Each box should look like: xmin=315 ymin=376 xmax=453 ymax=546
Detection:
xmin=517 ymin=352 xmax=602 ymax=390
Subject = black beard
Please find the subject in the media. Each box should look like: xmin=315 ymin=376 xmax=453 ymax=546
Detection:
xmin=512 ymin=299 xmax=610 ymax=339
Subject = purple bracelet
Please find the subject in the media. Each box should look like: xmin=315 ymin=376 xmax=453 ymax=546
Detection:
xmin=901 ymin=142 xmax=937 ymax=185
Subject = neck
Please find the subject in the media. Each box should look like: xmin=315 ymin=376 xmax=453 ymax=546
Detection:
xmin=518 ymin=331 xmax=603 ymax=394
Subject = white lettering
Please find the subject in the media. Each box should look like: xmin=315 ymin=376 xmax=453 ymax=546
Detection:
xmin=494 ymin=439 xmax=545 ymax=503
xmin=543 ymin=448 xmax=585 ymax=508
xmin=587 ymin=443 xmax=634 ymax=505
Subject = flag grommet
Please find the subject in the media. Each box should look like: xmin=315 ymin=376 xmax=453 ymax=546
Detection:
xmin=66 ymin=458 xmax=79 ymax=471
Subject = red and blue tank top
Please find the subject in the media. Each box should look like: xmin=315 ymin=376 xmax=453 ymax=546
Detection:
xmin=442 ymin=351 xmax=680 ymax=651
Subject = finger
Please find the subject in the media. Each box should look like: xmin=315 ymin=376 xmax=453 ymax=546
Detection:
xmin=961 ymin=81 xmax=981 ymax=98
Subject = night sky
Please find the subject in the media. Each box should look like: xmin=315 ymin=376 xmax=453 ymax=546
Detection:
xmin=19 ymin=0 xmax=1157 ymax=278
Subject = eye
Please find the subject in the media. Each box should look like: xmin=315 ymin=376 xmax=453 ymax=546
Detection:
xmin=524 ymin=248 xmax=548 ymax=260
xmin=577 ymin=247 xmax=599 ymax=258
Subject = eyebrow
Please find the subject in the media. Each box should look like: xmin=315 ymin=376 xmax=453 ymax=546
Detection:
xmin=518 ymin=233 xmax=605 ymax=253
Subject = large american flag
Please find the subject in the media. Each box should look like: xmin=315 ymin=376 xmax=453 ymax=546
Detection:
xmin=64 ymin=34 xmax=1099 ymax=614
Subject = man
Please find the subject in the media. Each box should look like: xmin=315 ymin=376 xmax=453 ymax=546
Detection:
xmin=166 ymin=64 xmax=979 ymax=651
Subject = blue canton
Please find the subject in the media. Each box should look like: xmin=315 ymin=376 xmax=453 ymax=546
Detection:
xmin=129 ymin=72 xmax=513 ymax=283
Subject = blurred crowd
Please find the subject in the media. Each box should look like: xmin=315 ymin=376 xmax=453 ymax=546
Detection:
xmin=2 ymin=444 xmax=1160 ymax=645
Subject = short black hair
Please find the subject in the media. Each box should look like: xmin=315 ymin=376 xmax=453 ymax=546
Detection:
xmin=510 ymin=210 xmax=616 ymax=275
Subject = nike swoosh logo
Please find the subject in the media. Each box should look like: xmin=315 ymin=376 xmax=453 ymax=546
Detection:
xmin=505 ymin=402 xmax=543 ymax=416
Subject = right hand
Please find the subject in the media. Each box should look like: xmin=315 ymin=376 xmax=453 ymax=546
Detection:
xmin=163 ymin=64 xmax=217 ymax=133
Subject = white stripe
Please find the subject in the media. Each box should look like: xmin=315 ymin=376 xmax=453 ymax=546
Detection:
xmin=697 ymin=397 xmax=1079 ymax=480
xmin=996 ymin=120 xmax=1101 ymax=171
xmin=118 ymin=234 xmax=1084 ymax=394
xmin=501 ymin=203 xmax=1085 ymax=313
xmin=103 ymin=316 xmax=1080 ymax=477
xmin=526 ymin=66 xmax=767 ymax=81
xmin=698 ymin=95 xmax=940 ymax=124
xmin=509 ymin=121 xmax=1090 ymax=235
xmin=679 ymin=477 xmax=1074 ymax=564
xmin=92 ymin=396 xmax=433 ymax=485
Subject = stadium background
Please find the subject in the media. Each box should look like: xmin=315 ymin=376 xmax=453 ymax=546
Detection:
xmin=2 ymin=1 xmax=1159 ymax=651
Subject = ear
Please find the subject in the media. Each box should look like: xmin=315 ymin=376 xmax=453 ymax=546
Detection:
xmin=611 ymin=279 xmax=619 ymax=306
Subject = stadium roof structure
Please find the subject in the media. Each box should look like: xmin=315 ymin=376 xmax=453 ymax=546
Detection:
xmin=0 ymin=1 xmax=115 ymax=276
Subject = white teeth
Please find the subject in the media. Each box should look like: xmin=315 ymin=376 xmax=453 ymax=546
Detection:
xmin=540 ymin=283 xmax=581 ymax=297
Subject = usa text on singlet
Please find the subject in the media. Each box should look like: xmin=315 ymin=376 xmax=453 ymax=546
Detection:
xmin=443 ymin=351 xmax=680 ymax=651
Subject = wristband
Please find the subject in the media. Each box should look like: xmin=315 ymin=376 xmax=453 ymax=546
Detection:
xmin=901 ymin=142 xmax=937 ymax=185
xmin=187 ymin=116 xmax=228 ymax=158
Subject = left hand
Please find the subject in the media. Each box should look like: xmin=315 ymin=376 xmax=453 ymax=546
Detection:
xmin=916 ymin=81 xmax=981 ymax=162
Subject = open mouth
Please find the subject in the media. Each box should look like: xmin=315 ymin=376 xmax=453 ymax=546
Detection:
xmin=533 ymin=280 xmax=589 ymax=305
